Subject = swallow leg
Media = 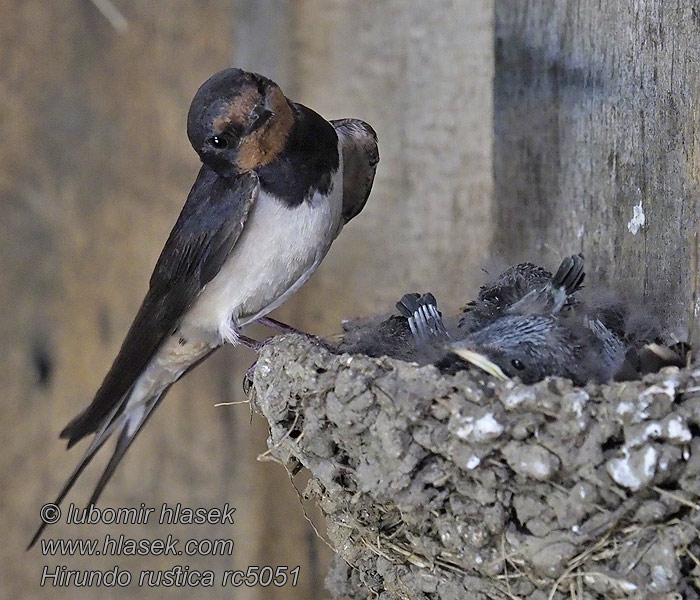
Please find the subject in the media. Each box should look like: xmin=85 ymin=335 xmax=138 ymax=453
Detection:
xmin=258 ymin=316 xmax=308 ymax=336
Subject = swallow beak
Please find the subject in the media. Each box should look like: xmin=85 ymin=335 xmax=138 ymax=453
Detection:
xmin=448 ymin=346 xmax=510 ymax=381
xmin=244 ymin=102 xmax=274 ymax=136
xmin=262 ymin=92 xmax=275 ymax=118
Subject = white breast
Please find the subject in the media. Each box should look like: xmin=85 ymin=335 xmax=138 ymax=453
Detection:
xmin=181 ymin=158 xmax=344 ymax=345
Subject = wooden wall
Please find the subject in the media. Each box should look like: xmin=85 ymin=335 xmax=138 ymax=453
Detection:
xmin=1 ymin=1 xmax=494 ymax=598
xmin=494 ymin=1 xmax=700 ymax=342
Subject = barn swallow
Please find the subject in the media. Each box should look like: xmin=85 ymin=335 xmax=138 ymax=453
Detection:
xmin=400 ymin=255 xmax=583 ymax=348
xmin=449 ymin=255 xmax=586 ymax=382
xmin=29 ymin=68 xmax=378 ymax=548
xmin=394 ymin=288 xmax=586 ymax=382
xmin=336 ymin=256 xmax=586 ymax=373
xmin=333 ymin=313 xmax=418 ymax=361
xmin=388 ymin=256 xmax=587 ymax=382
xmin=449 ymin=255 xmax=689 ymax=383
xmin=582 ymin=296 xmax=688 ymax=381
xmin=451 ymin=284 xmax=691 ymax=385
xmin=396 ymin=292 xmax=449 ymax=346
xmin=394 ymin=291 xmax=471 ymax=373
xmin=448 ymin=314 xmax=588 ymax=383
xmin=459 ymin=255 xmax=584 ymax=332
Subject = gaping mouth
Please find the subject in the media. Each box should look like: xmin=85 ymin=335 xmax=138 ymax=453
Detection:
xmin=448 ymin=347 xmax=510 ymax=381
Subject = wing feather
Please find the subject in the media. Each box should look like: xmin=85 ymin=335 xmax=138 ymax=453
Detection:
xmin=60 ymin=167 xmax=259 ymax=445
xmin=331 ymin=118 xmax=379 ymax=223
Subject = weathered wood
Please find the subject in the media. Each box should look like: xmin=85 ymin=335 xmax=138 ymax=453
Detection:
xmin=494 ymin=1 xmax=700 ymax=343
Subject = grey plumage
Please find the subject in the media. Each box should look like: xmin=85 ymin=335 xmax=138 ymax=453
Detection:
xmin=451 ymin=313 xmax=587 ymax=384
xmin=397 ymin=256 xmax=588 ymax=382
xmin=448 ymin=254 xmax=588 ymax=383
xmin=337 ymin=256 xmax=586 ymax=378
xmin=396 ymin=293 xmax=449 ymax=347
xmin=335 ymin=314 xmax=418 ymax=362
xmin=580 ymin=293 xmax=687 ymax=381
xmin=337 ymin=253 xmax=687 ymax=388
xmin=458 ymin=255 xmax=584 ymax=332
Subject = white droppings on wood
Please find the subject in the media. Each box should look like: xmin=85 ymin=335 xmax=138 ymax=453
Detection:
xmin=627 ymin=201 xmax=646 ymax=234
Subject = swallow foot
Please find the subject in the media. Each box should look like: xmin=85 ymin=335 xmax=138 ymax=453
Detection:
xmin=243 ymin=362 xmax=257 ymax=395
xmin=258 ymin=316 xmax=332 ymax=349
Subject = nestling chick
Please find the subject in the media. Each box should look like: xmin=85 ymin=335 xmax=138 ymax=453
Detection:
xmin=459 ymin=255 xmax=584 ymax=332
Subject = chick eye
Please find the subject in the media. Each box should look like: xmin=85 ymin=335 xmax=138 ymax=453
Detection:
xmin=511 ymin=358 xmax=525 ymax=370
xmin=208 ymin=136 xmax=228 ymax=149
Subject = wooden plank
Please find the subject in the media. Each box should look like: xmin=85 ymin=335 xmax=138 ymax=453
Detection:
xmin=494 ymin=0 xmax=700 ymax=342
xmin=279 ymin=0 xmax=495 ymax=333
xmin=3 ymin=1 xmax=495 ymax=598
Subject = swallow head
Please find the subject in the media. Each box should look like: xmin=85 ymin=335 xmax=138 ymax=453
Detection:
xmin=449 ymin=315 xmax=581 ymax=384
xmin=187 ymin=68 xmax=295 ymax=176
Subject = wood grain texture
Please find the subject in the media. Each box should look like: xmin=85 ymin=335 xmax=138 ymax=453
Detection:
xmin=494 ymin=0 xmax=700 ymax=342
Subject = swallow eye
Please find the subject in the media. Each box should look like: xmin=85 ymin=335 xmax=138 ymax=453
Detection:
xmin=511 ymin=358 xmax=525 ymax=371
xmin=207 ymin=136 xmax=228 ymax=149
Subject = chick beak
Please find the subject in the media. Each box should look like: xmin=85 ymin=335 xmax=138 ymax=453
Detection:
xmin=448 ymin=346 xmax=510 ymax=381
xmin=644 ymin=343 xmax=682 ymax=363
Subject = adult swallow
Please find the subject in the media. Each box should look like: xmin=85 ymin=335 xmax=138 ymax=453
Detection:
xmin=29 ymin=68 xmax=378 ymax=547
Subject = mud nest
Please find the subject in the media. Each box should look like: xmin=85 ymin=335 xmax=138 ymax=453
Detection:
xmin=247 ymin=334 xmax=700 ymax=600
